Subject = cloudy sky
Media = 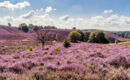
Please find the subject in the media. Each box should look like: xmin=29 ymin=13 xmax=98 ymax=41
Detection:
xmin=0 ymin=0 xmax=130 ymax=31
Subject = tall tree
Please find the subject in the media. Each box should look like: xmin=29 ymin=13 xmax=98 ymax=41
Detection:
xmin=37 ymin=30 xmax=50 ymax=48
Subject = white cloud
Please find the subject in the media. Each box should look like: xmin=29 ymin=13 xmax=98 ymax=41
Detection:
xmin=59 ymin=15 xmax=70 ymax=21
xmin=41 ymin=14 xmax=49 ymax=18
xmin=0 ymin=9 xmax=130 ymax=31
xmin=3 ymin=16 xmax=14 ymax=21
xmin=0 ymin=1 xmax=30 ymax=10
xmin=104 ymin=9 xmax=113 ymax=14
xmin=45 ymin=6 xmax=56 ymax=13
xmin=21 ymin=10 xmax=35 ymax=19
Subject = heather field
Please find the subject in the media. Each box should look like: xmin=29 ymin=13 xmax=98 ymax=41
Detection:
xmin=0 ymin=27 xmax=37 ymax=54
xmin=0 ymin=26 xmax=130 ymax=80
xmin=0 ymin=42 xmax=130 ymax=80
xmin=1 ymin=0 xmax=130 ymax=80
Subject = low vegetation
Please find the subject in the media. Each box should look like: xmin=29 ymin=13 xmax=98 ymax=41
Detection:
xmin=77 ymin=30 xmax=85 ymax=41
xmin=0 ymin=26 xmax=129 ymax=80
xmin=69 ymin=30 xmax=81 ymax=42
xmin=63 ymin=39 xmax=71 ymax=48
xmin=53 ymin=47 xmax=61 ymax=53
xmin=85 ymin=32 xmax=90 ymax=41
xmin=28 ymin=46 xmax=33 ymax=51
xmin=88 ymin=30 xmax=109 ymax=43
xmin=0 ymin=42 xmax=129 ymax=80
xmin=68 ymin=30 xmax=109 ymax=44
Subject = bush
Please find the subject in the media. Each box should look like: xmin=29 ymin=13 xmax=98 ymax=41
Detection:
xmin=53 ymin=47 xmax=60 ymax=53
xmin=69 ymin=31 xmax=81 ymax=42
xmin=77 ymin=30 xmax=85 ymax=41
xmin=63 ymin=40 xmax=71 ymax=48
xmin=85 ymin=32 xmax=90 ymax=42
xmin=28 ymin=46 xmax=33 ymax=51
xmin=19 ymin=23 xmax=29 ymax=32
xmin=88 ymin=31 xmax=109 ymax=43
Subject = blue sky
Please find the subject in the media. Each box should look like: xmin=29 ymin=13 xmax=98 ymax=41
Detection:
xmin=0 ymin=0 xmax=130 ymax=31
xmin=3 ymin=0 xmax=129 ymax=16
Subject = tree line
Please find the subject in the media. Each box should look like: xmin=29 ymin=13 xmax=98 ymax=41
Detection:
xmin=111 ymin=31 xmax=130 ymax=39
xmin=18 ymin=23 xmax=57 ymax=32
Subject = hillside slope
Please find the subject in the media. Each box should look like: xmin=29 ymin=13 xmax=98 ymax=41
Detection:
xmin=39 ymin=29 xmax=124 ymax=42
xmin=0 ymin=26 xmax=35 ymax=40
xmin=0 ymin=26 xmax=124 ymax=42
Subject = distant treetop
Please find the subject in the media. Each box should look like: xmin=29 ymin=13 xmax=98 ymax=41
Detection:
xmin=72 ymin=27 xmax=76 ymax=30
xmin=18 ymin=23 xmax=29 ymax=32
xmin=8 ymin=23 xmax=11 ymax=27
xmin=43 ymin=25 xmax=57 ymax=29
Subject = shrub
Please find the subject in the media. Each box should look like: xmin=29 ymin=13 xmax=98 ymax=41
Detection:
xmin=63 ymin=40 xmax=71 ymax=48
xmin=19 ymin=23 xmax=29 ymax=32
xmin=88 ymin=32 xmax=96 ymax=43
xmin=85 ymin=32 xmax=90 ymax=42
xmin=88 ymin=30 xmax=109 ymax=43
xmin=28 ymin=46 xmax=33 ymax=51
xmin=69 ymin=31 xmax=81 ymax=42
xmin=53 ymin=47 xmax=60 ymax=53
xmin=77 ymin=30 xmax=85 ymax=41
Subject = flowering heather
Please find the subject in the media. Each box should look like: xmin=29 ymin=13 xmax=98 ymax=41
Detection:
xmin=0 ymin=41 xmax=129 ymax=79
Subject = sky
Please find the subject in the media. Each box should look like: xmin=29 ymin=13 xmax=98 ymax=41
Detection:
xmin=0 ymin=0 xmax=130 ymax=31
